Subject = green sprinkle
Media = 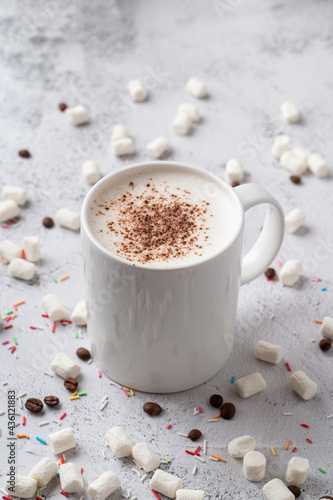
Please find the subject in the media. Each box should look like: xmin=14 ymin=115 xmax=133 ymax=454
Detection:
xmin=162 ymin=457 xmax=171 ymax=463
xmin=318 ymin=467 xmax=326 ymax=473
xmin=4 ymin=311 xmax=14 ymax=316
xmin=75 ymin=331 xmax=79 ymax=339
xmin=36 ymin=436 xmax=47 ymax=445
xmin=77 ymin=392 xmax=87 ymax=396
xmin=36 ymin=489 xmax=40 ymax=496
xmin=13 ymin=336 xmax=18 ymax=346
xmin=80 ymin=186 xmax=85 ymax=192
xmin=51 ymin=274 xmax=57 ymax=283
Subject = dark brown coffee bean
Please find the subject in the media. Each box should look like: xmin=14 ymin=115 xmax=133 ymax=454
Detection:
xmin=64 ymin=378 xmax=78 ymax=391
xmin=187 ymin=429 xmax=202 ymax=441
xmin=264 ymin=268 xmax=276 ymax=279
xmin=209 ymin=394 xmax=223 ymax=408
xmin=319 ymin=338 xmax=331 ymax=352
xmin=288 ymin=485 xmax=301 ymax=497
xmin=25 ymin=398 xmax=43 ymax=413
xmin=18 ymin=149 xmax=31 ymax=158
xmin=231 ymin=181 xmax=240 ymax=188
xmin=290 ymin=175 xmax=301 ymax=184
xmin=220 ymin=402 xmax=236 ymax=420
xmin=320 ymin=496 xmax=333 ymax=499
xmin=44 ymin=395 xmax=59 ymax=406
xmin=59 ymin=103 xmax=68 ymax=112
xmin=43 ymin=217 xmax=54 ymax=228
xmin=143 ymin=402 xmax=162 ymax=416
xmin=76 ymin=347 xmax=91 ymax=361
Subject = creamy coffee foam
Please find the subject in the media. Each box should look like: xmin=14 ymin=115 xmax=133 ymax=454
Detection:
xmin=88 ymin=166 xmax=239 ymax=267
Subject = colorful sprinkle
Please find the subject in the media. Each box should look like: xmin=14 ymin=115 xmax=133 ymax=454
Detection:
xmin=5 ymin=325 xmax=13 ymax=330
xmin=61 ymin=492 xmax=69 ymax=498
xmin=70 ymin=396 xmax=80 ymax=400
xmin=312 ymin=276 xmax=322 ymax=281
xmin=1 ymin=224 xmax=10 ymax=229
xmin=14 ymin=301 xmax=25 ymax=307
xmin=1 ymin=258 xmax=8 ymax=265
xmin=129 ymin=389 xmax=135 ymax=396
xmin=166 ymin=424 xmax=172 ymax=429
xmin=10 ymin=346 xmax=16 ymax=354
xmin=185 ymin=450 xmax=198 ymax=456
xmin=59 ymin=412 xmax=66 ymax=420
xmin=285 ymin=362 xmax=291 ymax=372
xmin=284 ymin=440 xmax=291 ymax=450
xmin=60 ymin=275 xmax=69 ymax=282
xmin=36 ymin=436 xmax=47 ymax=445
xmin=314 ymin=319 xmax=323 ymax=324
xmin=41 ymin=314 xmax=49 ymax=318
xmin=231 ymin=376 xmax=236 ymax=383
xmin=292 ymin=447 xmax=297 ymax=453
xmin=151 ymin=490 xmax=161 ymax=500
xmin=30 ymin=326 xmax=36 ymax=330
xmin=277 ymin=259 xmax=282 ymax=266
xmin=22 ymin=249 xmax=26 ymax=260
xmin=75 ymin=331 xmax=79 ymax=339
xmin=22 ymin=416 xmax=26 ymax=426
xmin=194 ymin=446 xmax=201 ymax=454
xmin=17 ymin=434 xmax=29 ymax=439
xmin=13 ymin=337 xmax=18 ymax=346
xmin=300 ymin=423 xmax=309 ymax=428
xmin=213 ymin=413 xmax=221 ymax=419
xmin=51 ymin=274 xmax=57 ymax=283
xmin=211 ymin=454 xmax=226 ymax=463
xmin=52 ymin=321 xmax=56 ymax=333
xmin=321 ymin=287 xmax=327 ymax=292
xmin=306 ymin=438 xmax=312 ymax=443
xmin=2 ymin=341 xmax=9 ymax=345
xmin=123 ymin=389 xmax=130 ymax=397
xmin=2 ymin=495 xmax=14 ymax=500
xmin=98 ymin=370 xmax=102 ymax=378
xmin=11 ymin=314 xmax=17 ymax=320
xmin=270 ymin=447 xmax=276 ymax=456
xmin=77 ymin=392 xmax=87 ymax=397
xmin=318 ymin=467 xmax=326 ymax=474
xmin=5 ymin=316 xmax=12 ymax=322
xmin=162 ymin=457 xmax=171 ymax=463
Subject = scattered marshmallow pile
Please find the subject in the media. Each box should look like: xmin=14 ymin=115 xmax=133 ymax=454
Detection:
xmin=0 ymin=185 xmax=28 ymax=223
xmin=42 ymin=293 xmax=87 ymax=325
xmin=0 ymin=235 xmax=40 ymax=281
xmin=111 ymin=124 xmax=135 ymax=157
xmin=172 ymin=102 xmax=200 ymax=136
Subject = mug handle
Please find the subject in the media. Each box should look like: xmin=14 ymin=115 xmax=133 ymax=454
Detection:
xmin=234 ymin=184 xmax=285 ymax=285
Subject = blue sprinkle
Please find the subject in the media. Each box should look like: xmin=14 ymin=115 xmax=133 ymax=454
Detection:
xmin=321 ymin=287 xmax=327 ymax=292
xmin=36 ymin=436 xmax=47 ymax=445
xmin=231 ymin=376 xmax=236 ymax=384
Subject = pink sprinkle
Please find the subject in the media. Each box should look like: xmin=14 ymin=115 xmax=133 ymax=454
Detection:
xmin=198 ymin=406 xmax=203 ymax=413
xmin=1 ymin=224 xmax=10 ymax=229
xmin=285 ymin=362 xmax=291 ymax=372
xmin=123 ymin=389 xmax=130 ymax=397
xmin=312 ymin=276 xmax=322 ymax=282
xmin=98 ymin=370 xmax=102 ymax=378
xmin=2 ymin=340 xmax=9 ymax=345
xmin=277 ymin=259 xmax=282 ymax=266
xmin=22 ymin=416 xmax=26 ymax=426
xmin=13 ymin=305 xmax=18 ymax=311
xmin=5 ymin=316 xmax=12 ymax=322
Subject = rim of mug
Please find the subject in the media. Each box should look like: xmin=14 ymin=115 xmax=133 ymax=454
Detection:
xmin=81 ymin=161 xmax=244 ymax=271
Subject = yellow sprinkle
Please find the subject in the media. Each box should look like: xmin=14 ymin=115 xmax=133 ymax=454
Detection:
xmin=15 ymin=300 xmax=26 ymax=306
xmin=270 ymin=447 xmax=276 ymax=456
xmin=123 ymin=387 xmax=130 ymax=391
xmin=129 ymin=389 xmax=134 ymax=396
xmin=60 ymin=275 xmax=70 ymax=282
xmin=211 ymin=454 xmax=226 ymax=463
xmin=11 ymin=313 xmax=17 ymax=320
xmin=69 ymin=396 xmax=80 ymax=400
xmin=284 ymin=439 xmax=291 ymax=450
xmin=71 ymin=391 xmax=78 ymax=397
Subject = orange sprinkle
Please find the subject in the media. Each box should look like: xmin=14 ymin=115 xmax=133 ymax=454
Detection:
xmin=60 ymin=275 xmax=69 ymax=282
xmin=284 ymin=439 xmax=291 ymax=450
xmin=213 ymin=413 xmax=221 ymax=419
xmin=314 ymin=320 xmax=323 ymax=324
xmin=1 ymin=257 xmax=8 ymax=265
xmin=17 ymin=434 xmax=30 ymax=439
xmin=22 ymin=249 xmax=26 ymax=260
xmin=15 ymin=301 xmax=26 ymax=306
xmin=71 ymin=391 xmax=78 ymax=397
xmin=211 ymin=454 xmax=226 ymax=463
xmin=11 ymin=313 xmax=17 ymax=320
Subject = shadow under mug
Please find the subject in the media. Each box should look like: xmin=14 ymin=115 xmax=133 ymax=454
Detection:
xmin=81 ymin=161 xmax=285 ymax=393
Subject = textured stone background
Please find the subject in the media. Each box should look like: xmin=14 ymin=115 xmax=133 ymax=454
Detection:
xmin=0 ymin=1 xmax=333 ymax=499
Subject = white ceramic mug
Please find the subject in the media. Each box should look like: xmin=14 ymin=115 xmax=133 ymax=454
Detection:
xmin=81 ymin=161 xmax=284 ymax=393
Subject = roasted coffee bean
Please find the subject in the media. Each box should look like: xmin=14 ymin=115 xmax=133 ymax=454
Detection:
xmin=264 ymin=268 xmax=276 ymax=279
xmin=320 ymin=496 xmax=333 ymax=499
xmin=44 ymin=396 xmax=59 ymax=407
xmin=288 ymin=485 xmax=301 ymax=497
xmin=187 ymin=429 xmax=202 ymax=441
xmin=231 ymin=181 xmax=239 ymax=188
xmin=290 ymin=175 xmax=301 ymax=184
xmin=43 ymin=217 xmax=54 ymax=228
xmin=19 ymin=149 xmax=31 ymax=158
xmin=220 ymin=402 xmax=236 ymax=420
xmin=143 ymin=402 xmax=162 ymax=416
xmin=25 ymin=398 xmax=43 ymax=413
xmin=76 ymin=347 xmax=91 ymax=361
xmin=319 ymin=338 xmax=331 ymax=352
xmin=59 ymin=103 xmax=68 ymax=112
xmin=64 ymin=378 xmax=78 ymax=391
xmin=209 ymin=394 xmax=223 ymax=408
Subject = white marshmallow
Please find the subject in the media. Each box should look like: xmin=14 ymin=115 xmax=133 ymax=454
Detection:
xmin=56 ymin=208 xmax=80 ymax=231
xmin=271 ymin=135 xmax=290 ymax=159
xmin=128 ymin=78 xmax=148 ymax=102
xmin=289 ymin=370 xmax=317 ymax=400
xmin=5 ymin=475 xmax=37 ymax=498
xmin=235 ymin=372 xmax=266 ymax=398
xmin=51 ymin=352 xmax=81 ymax=379
xmin=147 ymin=136 xmax=170 ymax=158
xmin=132 ymin=442 xmax=160 ymax=472
xmin=279 ymin=260 xmax=302 ymax=286
xmin=255 ymin=340 xmax=283 ymax=364
xmin=42 ymin=294 xmax=67 ymax=321
xmin=263 ymin=478 xmax=295 ymax=500
xmin=59 ymin=463 xmax=83 ymax=493
xmin=23 ymin=236 xmax=40 ymax=262
xmin=48 ymin=427 xmax=76 ymax=454
xmin=176 ymin=490 xmax=205 ymax=500
xmin=111 ymin=124 xmax=129 ymax=141
xmin=0 ymin=239 xmax=22 ymax=262
xmin=285 ymin=209 xmax=305 ymax=234
xmin=307 ymin=153 xmax=328 ymax=178
xmin=280 ymin=101 xmax=300 ymax=123
xmin=82 ymin=161 xmax=100 ymax=184
xmin=172 ymin=112 xmax=192 ymax=135
xmin=65 ymin=105 xmax=89 ymax=126
xmin=178 ymin=103 xmax=200 ymax=122
xmin=112 ymin=137 xmax=135 ymax=156
xmin=292 ymin=147 xmax=311 ymax=163
xmin=280 ymin=151 xmax=307 ymax=176
xmin=87 ymin=471 xmax=121 ymax=500
xmin=71 ymin=299 xmax=87 ymax=326
xmin=150 ymin=469 xmax=182 ymax=499
xmin=105 ymin=426 xmax=133 ymax=458
xmin=29 ymin=457 xmax=58 ymax=488
xmin=243 ymin=450 xmax=266 ymax=482
xmin=2 ymin=186 xmax=27 ymax=206
xmin=286 ymin=457 xmax=310 ymax=485
xmin=9 ymin=258 xmax=35 ymax=280
xmin=185 ymin=77 xmax=207 ymax=98
xmin=226 ymin=158 xmax=244 ymax=183
xmin=228 ymin=435 xmax=256 ymax=458
xmin=0 ymin=199 xmax=20 ymax=223
xmin=321 ymin=316 xmax=333 ymax=339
